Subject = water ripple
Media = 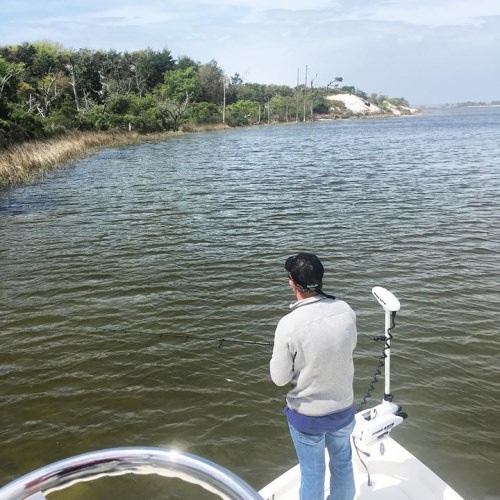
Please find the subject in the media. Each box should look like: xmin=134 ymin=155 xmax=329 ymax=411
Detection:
xmin=1 ymin=108 xmax=499 ymax=499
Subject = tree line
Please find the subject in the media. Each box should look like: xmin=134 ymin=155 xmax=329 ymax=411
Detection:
xmin=0 ymin=41 xmax=406 ymax=148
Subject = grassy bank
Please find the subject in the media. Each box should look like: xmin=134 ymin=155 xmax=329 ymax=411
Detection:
xmin=0 ymin=131 xmax=179 ymax=188
xmin=0 ymin=123 xmax=233 ymax=188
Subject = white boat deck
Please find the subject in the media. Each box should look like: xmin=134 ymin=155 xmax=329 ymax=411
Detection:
xmin=258 ymin=436 xmax=464 ymax=500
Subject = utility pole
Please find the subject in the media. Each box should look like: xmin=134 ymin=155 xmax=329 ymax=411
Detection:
xmin=310 ymin=73 xmax=317 ymax=118
xmin=295 ymin=67 xmax=299 ymax=123
xmin=303 ymin=64 xmax=308 ymax=122
xmin=222 ymin=77 xmax=227 ymax=124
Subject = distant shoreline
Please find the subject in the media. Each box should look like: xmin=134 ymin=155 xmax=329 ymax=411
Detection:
xmin=466 ymin=104 xmax=500 ymax=108
xmin=0 ymin=109 xmax=414 ymax=188
xmin=0 ymin=92 xmax=420 ymax=188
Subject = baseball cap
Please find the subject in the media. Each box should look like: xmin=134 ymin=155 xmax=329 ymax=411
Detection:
xmin=285 ymin=253 xmax=324 ymax=291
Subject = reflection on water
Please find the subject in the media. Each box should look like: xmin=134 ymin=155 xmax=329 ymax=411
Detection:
xmin=1 ymin=107 xmax=499 ymax=499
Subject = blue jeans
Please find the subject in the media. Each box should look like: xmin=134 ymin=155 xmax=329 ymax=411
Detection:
xmin=288 ymin=419 xmax=355 ymax=500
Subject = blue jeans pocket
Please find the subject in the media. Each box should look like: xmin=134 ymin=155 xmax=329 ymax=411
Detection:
xmin=297 ymin=431 xmax=324 ymax=446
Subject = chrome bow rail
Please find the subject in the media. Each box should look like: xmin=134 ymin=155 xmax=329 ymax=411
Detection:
xmin=0 ymin=446 xmax=263 ymax=500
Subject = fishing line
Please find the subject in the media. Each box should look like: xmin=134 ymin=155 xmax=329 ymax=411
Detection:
xmin=84 ymin=327 xmax=274 ymax=347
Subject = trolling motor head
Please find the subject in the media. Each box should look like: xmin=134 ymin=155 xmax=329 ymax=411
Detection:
xmin=372 ymin=286 xmax=400 ymax=313
xmin=352 ymin=286 xmax=407 ymax=445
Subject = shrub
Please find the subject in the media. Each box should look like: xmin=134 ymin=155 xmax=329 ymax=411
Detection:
xmin=44 ymin=99 xmax=79 ymax=135
xmin=4 ymin=103 xmax=45 ymax=143
xmin=187 ymin=102 xmax=221 ymax=124
xmin=226 ymin=100 xmax=259 ymax=126
xmin=78 ymin=107 xmax=113 ymax=131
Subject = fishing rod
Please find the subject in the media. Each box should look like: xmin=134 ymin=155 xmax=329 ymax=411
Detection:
xmin=86 ymin=328 xmax=274 ymax=347
xmin=84 ymin=288 xmax=401 ymax=356
xmin=150 ymin=331 xmax=274 ymax=347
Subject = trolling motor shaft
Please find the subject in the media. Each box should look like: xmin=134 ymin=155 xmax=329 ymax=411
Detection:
xmin=372 ymin=286 xmax=400 ymax=402
xmin=352 ymin=287 xmax=408 ymax=445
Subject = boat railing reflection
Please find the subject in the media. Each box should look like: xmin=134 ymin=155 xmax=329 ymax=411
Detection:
xmin=0 ymin=446 xmax=263 ymax=500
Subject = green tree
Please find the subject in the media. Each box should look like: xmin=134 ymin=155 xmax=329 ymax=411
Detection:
xmin=235 ymin=82 xmax=268 ymax=104
xmin=326 ymin=76 xmax=343 ymax=92
xmin=225 ymin=100 xmax=259 ymax=126
xmin=45 ymin=98 xmax=79 ymax=134
xmin=97 ymin=49 xmax=134 ymax=99
xmin=186 ymin=102 xmax=221 ymax=124
xmin=0 ymin=43 xmax=36 ymax=75
xmin=78 ymin=105 xmax=113 ymax=131
xmin=198 ymin=59 xmax=224 ymax=104
xmin=310 ymin=90 xmax=329 ymax=114
xmin=0 ymin=57 xmax=24 ymax=102
xmin=269 ymin=95 xmax=290 ymax=122
xmin=155 ymin=66 xmax=202 ymax=130
xmin=132 ymin=94 xmax=162 ymax=132
xmin=230 ymin=73 xmax=243 ymax=85
xmin=0 ymin=57 xmax=28 ymax=145
xmin=158 ymin=94 xmax=190 ymax=131
xmin=30 ymin=42 xmax=68 ymax=79
xmin=28 ymin=71 xmax=70 ymax=117
xmin=66 ymin=49 xmax=104 ymax=111
xmin=175 ymin=56 xmax=199 ymax=71
xmin=129 ymin=47 xmax=174 ymax=95
xmin=161 ymin=67 xmax=201 ymax=102
xmin=2 ymin=103 xmax=45 ymax=143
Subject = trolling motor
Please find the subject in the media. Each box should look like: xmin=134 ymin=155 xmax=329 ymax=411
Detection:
xmin=352 ymin=286 xmax=408 ymax=445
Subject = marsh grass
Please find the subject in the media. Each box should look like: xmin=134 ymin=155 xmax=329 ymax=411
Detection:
xmin=0 ymin=123 xmax=235 ymax=188
xmin=0 ymin=131 xmax=175 ymax=188
xmin=180 ymin=123 xmax=230 ymax=133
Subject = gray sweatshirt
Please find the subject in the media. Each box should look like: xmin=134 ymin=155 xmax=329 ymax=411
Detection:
xmin=270 ymin=295 xmax=357 ymax=416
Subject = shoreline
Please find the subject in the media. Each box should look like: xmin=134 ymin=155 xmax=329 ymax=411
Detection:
xmin=0 ymin=126 xmax=226 ymax=188
xmin=0 ymin=111 xmax=416 ymax=188
xmin=0 ymin=92 xmax=420 ymax=189
xmin=0 ymin=131 xmax=164 ymax=188
xmin=0 ymin=123 xmax=290 ymax=188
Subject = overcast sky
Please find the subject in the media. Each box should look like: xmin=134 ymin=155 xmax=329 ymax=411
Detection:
xmin=1 ymin=0 xmax=499 ymax=105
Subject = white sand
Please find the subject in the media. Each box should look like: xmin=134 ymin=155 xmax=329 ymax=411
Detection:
xmin=326 ymin=93 xmax=417 ymax=116
xmin=326 ymin=94 xmax=382 ymax=114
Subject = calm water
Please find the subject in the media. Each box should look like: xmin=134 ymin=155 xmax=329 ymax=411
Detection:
xmin=1 ymin=108 xmax=499 ymax=499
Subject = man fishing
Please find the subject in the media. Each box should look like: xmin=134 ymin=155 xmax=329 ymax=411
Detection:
xmin=270 ymin=253 xmax=357 ymax=500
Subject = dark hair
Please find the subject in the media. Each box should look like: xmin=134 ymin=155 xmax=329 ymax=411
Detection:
xmin=285 ymin=253 xmax=336 ymax=299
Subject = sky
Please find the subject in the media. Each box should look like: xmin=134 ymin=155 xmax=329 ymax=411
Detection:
xmin=1 ymin=0 xmax=499 ymax=106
